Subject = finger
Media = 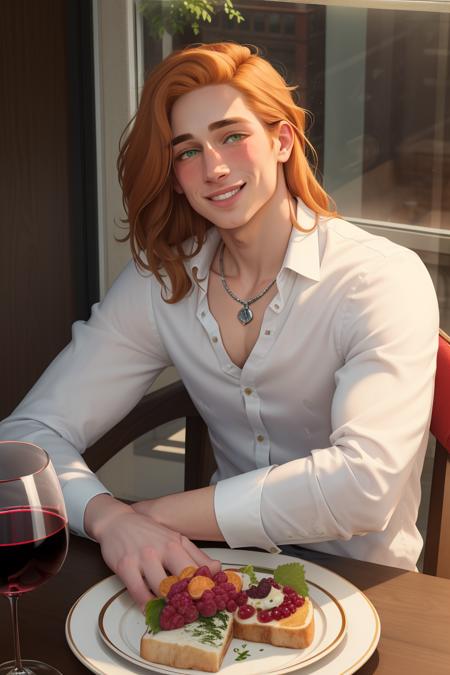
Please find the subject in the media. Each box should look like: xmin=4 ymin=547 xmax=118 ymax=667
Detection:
xmin=179 ymin=537 xmax=222 ymax=575
xmin=139 ymin=549 xmax=169 ymax=598
xmin=116 ymin=560 xmax=155 ymax=613
xmin=163 ymin=542 xmax=204 ymax=577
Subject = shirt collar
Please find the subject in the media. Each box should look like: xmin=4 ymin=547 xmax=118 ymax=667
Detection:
xmin=186 ymin=196 xmax=321 ymax=288
xmin=281 ymin=197 xmax=321 ymax=282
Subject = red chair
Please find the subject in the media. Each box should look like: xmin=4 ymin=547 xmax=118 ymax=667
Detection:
xmin=423 ymin=329 xmax=450 ymax=578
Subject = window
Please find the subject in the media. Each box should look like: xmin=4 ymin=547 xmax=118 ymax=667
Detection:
xmin=139 ymin=0 xmax=450 ymax=331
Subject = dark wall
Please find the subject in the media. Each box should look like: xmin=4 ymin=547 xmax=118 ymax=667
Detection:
xmin=0 ymin=0 xmax=98 ymax=418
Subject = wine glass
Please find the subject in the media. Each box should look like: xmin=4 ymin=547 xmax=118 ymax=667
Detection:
xmin=0 ymin=441 xmax=69 ymax=675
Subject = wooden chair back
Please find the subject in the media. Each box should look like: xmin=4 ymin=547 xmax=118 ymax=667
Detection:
xmin=83 ymin=380 xmax=216 ymax=491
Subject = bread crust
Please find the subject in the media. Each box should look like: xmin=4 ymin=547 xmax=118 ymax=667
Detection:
xmin=233 ymin=611 xmax=315 ymax=649
xmin=140 ymin=623 xmax=233 ymax=673
xmin=140 ymin=589 xmax=314 ymax=670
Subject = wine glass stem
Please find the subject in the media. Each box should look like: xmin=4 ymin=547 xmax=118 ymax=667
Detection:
xmin=8 ymin=595 xmax=27 ymax=675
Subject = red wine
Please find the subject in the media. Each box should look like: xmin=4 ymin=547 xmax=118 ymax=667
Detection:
xmin=0 ymin=507 xmax=68 ymax=595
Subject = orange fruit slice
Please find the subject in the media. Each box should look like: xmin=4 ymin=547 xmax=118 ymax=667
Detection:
xmin=278 ymin=599 xmax=310 ymax=626
xmin=158 ymin=575 xmax=179 ymax=598
xmin=178 ymin=566 xmax=197 ymax=580
xmin=187 ymin=575 xmax=215 ymax=600
xmin=224 ymin=569 xmax=243 ymax=593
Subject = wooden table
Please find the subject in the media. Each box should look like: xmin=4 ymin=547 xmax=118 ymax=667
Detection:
xmin=1 ymin=535 xmax=450 ymax=674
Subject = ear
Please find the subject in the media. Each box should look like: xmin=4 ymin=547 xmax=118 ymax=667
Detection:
xmin=273 ymin=121 xmax=294 ymax=164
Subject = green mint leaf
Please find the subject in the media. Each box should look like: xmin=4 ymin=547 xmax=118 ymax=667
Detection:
xmin=274 ymin=562 xmax=309 ymax=597
xmin=238 ymin=564 xmax=258 ymax=586
xmin=145 ymin=597 xmax=166 ymax=634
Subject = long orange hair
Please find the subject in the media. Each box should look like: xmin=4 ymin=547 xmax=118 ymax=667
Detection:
xmin=117 ymin=41 xmax=337 ymax=303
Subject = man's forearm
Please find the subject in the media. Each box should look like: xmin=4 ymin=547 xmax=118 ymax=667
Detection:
xmin=133 ymin=486 xmax=225 ymax=542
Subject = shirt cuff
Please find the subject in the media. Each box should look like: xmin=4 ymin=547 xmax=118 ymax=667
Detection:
xmin=62 ymin=474 xmax=112 ymax=538
xmin=214 ymin=466 xmax=281 ymax=554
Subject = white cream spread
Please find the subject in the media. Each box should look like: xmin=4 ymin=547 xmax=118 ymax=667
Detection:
xmin=143 ymin=611 xmax=233 ymax=652
xmin=247 ymin=587 xmax=284 ymax=610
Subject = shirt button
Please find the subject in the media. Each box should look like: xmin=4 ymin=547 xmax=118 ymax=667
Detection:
xmin=264 ymin=329 xmax=271 ymax=336
xmin=274 ymin=304 xmax=280 ymax=310
xmin=244 ymin=387 xmax=253 ymax=396
xmin=201 ymin=311 xmax=206 ymax=318
xmin=211 ymin=336 xmax=218 ymax=344
xmin=257 ymin=434 xmax=265 ymax=442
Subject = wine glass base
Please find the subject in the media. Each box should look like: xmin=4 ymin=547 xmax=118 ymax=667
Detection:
xmin=0 ymin=661 xmax=62 ymax=675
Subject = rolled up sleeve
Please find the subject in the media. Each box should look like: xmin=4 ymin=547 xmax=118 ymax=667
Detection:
xmin=215 ymin=250 xmax=439 ymax=548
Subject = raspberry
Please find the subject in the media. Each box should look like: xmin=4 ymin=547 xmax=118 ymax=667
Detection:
xmin=172 ymin=613 xmax=185 ymax=629
xmin=294 ymin=596 xmax=305 ymax=607
xmin=184 ymin=605 xmax=199 ymax=624
xmin=226 ymin=599 xmax=237 ymax=612
xmin=258 ymin=609 xmax=272 ymax=623
xmin=160 ymin=605 xmax=186 ymax=630
xmin=272 ymin=608 xmax=282 ymax=621
xmin=215 ymin=597 xmax=226 ymax=611
xmin=280 ymin=606 xmax=291 ymax=618
xmin=200 ymin=589 xmax=215 ymax=602
xmin=235 ymin=591 xmax=248 ymax=606
xmin=195 ymin=565 xmax=212 ymax=578
xmin=197 ymin=600 xmax=217 ymax=616
xmin=283 ymin=585 xmax=295 ymax=595
xmin=167 ymin=579 xmax=189 ymax=598
xmin=170 ymin=591 xmax=191 ymax=610
xmin=159 ymin=609 xmax=173 ymax=630
xmin=238 ymin=604 xmax=255 ymax=619
xmin=220 ymin=582 xmax=236 ymax=594
xmin=213 ymin=571 xmax=228 ymax=584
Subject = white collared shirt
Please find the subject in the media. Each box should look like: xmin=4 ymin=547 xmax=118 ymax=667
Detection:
xmin=0 ymin=198 xmax=439 ymax=570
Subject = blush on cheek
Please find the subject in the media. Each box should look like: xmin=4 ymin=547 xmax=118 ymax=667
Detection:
xmin=174 ymin=162 xmax=202 ymax=189
xmin=237 ymin=139 xmax=265 ymax=166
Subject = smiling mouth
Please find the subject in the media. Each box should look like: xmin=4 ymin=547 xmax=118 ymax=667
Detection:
xmin=207 ymin=183 xmax=246 ymax=201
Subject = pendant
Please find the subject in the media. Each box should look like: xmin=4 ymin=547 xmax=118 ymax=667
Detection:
xmin=238 ymin=305 xmax=253 ymax=325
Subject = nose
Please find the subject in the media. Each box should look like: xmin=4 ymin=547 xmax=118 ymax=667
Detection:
xmin=202 ymin=144 xmax=230 ymax=182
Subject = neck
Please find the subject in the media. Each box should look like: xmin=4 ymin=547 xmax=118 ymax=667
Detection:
xmin=217 ymin=191 xmax=296 ymax=287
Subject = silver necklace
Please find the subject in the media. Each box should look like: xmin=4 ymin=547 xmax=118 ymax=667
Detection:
xmin=219 ymin=242 xmax=277 ymax=325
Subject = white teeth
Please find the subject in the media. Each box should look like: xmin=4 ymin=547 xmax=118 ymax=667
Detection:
xmin=210 ymin=186 xmax=241 ymax=201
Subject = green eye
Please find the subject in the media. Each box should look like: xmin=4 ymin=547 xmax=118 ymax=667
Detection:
xmin=176 ymin=133 xmax=246 ymax=161
xmin=178 ymin=148 xmax=199 ymax=161
xmin=225 ymin=133 xmax=245 ymax=143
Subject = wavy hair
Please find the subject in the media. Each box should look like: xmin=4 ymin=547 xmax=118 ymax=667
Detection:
xmin=117 ymin=41 xmax=337 ymax=303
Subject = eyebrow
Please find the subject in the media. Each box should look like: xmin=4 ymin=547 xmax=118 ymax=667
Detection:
xmin=171 ymin=117 xmax=250 ymax=147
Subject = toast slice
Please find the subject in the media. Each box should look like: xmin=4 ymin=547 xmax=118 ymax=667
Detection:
xmin=233 ymin=595 xmax=314 ymax=649
xmin=140 ymin=610 xmax=233 ymax=673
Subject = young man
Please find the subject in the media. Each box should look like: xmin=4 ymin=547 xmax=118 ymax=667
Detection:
xmin=0 ymin=42 xmax=439 ymax=611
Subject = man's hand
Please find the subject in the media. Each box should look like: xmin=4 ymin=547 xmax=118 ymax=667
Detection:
xmin=84 ymin=494 xmax=221 ymax=611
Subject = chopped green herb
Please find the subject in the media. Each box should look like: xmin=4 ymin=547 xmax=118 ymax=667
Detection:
xmin=234 ymin=643 xmax=250 ymax=661
xmin=185 ymin=611 xmax=230 ymax=647
xmin=144 ymin=597 xmax=166 ymax=634
xmin=274 ymin=562 xmax=309 ymax=597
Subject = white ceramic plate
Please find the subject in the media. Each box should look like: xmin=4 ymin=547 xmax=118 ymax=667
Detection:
xmin=66 ymin=548 xmax=380 ymax=675
xmin=98 ymin=568 xmax=345 ymax=674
